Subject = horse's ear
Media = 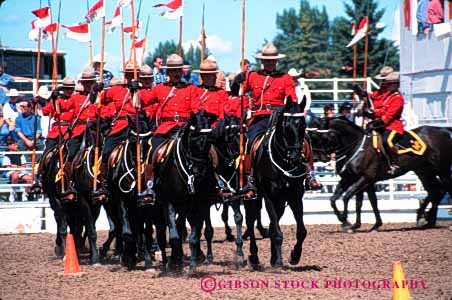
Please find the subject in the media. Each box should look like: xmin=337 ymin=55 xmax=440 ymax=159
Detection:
xmin=299 ymin=95 xmax=307 ymax=112
xmin=285 ymin=96 xmax=294 ymax=111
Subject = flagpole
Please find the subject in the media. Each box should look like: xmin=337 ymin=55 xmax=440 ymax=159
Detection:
xmin=238 ymin=0 xmax=246 ymax=191
xmin=131 ymin=0 xmax=142 ymax=194
xmin=178 ymin=0 xmax=183 ymax=57
xmin=141 ymin=14 xmax=150 ymax=65
xmin=352 ymin=21 xmax=357 ymax=84
xmin=87 ymin=0 xmax=93 ymax=65
xmin=200 ymin=1 xmax=206 ymax=64
xmin=121 ymin=22 xmax=126 ymax=74
xmin=31 ymin=28 xmax=42 ymax=186
xmin=363 ymin=2 xmax=370 ymax=90
xmin=92 ymin=2 xmax=106 ymax=191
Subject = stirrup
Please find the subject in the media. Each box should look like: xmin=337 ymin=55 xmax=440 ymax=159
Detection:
xmin=30 ymin=182 xmax=43 ymax=194
xmin=240 ymin=182 xmax=257 ymax=200
xmin=387 ymin=165 xmax=400 ymax=175
xmin=61 ymin=186 xmax=77 ymax=202
xmin=92 ymin=186 xmax=108 ymax=202
xmin=306 ymin=177 xmax=323 ymax=191
xmin=137 ymin=181 xmax=156 ymax=206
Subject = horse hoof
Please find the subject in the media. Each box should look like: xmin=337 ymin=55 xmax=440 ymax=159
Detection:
xmin=271 ymin=261 xmax=284 ymax=269
xmin=258 ymin=228 xmax=269 ymax=239
xmin=346 ymin=228 xmax=355 ymax=234
xmin=54 ymin=245 xmax=65 ymax=258
xmin=289 ymin=250 xmax=301 ymax=266
xmin=248 ymin=255 xmax=260 ymax=270
xmin=99 ymin=247 xmax=108 ymax=258
xmin=416 ymin=218 xmax=428 ymax=228
xmin=226 ymin=234 xmax=235 ymax=242
xmin=206 ymin=255 xmax=213 ymax=265
xmin=235 ymin=255 xmax=246 ymax=268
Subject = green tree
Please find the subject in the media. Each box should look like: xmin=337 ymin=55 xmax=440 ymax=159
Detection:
xmin=271 ymin=0 xmax=331 ymax=74
xmin=329 ymin=0 xmax=399 ymax=78
xmin=144 ymin=40 xmax=209 ymax=69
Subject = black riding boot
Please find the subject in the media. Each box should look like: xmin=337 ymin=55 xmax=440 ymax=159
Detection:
xmin=387 ymin=146 xmax=400 ymax=175
xmin=92 ymin=163 xmax=109 ymax=202
xmin=61 ymin=162 xmax=77 ymax=201
xmin=137 ymin=164 xmax=156 ymax=206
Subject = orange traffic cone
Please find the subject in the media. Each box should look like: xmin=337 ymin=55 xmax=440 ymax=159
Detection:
xmin=64 ymin=233 xmax=81 ymax=275
xmin=392 ymin=261 xmax=411 ymax=300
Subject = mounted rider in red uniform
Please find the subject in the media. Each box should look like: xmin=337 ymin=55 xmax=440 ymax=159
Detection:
xmin=138 ymin=54 xmax=200 ymax=204
xmin=367 ymin=70 xmax=404 ymax=175
xmin=232 ymin=43 xmax=303 ymax=197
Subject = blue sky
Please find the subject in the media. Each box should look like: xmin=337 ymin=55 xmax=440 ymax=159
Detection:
xmin=0 ymin=0 xmax=399 ymax=76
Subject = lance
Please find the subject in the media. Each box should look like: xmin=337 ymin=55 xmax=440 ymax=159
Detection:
xmin=120 ymin=9 xmax=126 ymax=76
xmin=352 ymin=20 xmax=357 ymax=83
xmin=92 ymin=1 xmax=106 ymax=191
xmin=141 ymin=14 xmax=150 ymax=65
xmin=87 ymin=0 xmax=94 ymax=65
xmin=200 ymin=1 xmax=206 ymax=64
xmin=363 ymin=1 xmax=370 ymax=91
xmin=178 ymin=0 xmax=183 ymax=56
xmin=238 ymin=0 xmax=246 ymax=191
xmin=31 ymin=2 xmax=43 ymax=186
xmin=131 ymin=0 xmax=142 ymax=193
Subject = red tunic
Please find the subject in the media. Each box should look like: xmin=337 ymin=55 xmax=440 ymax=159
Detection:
xmin=42 ymin=96 xmax=74 ymax=139
xmin=140 ymin=88 xmax=157 ymax=119
xmin=243 ymin=71 xmax=297 ymax=120
xmin=193 ymin=87 xmax=227 ymax=126
xmin=223 ymin=95 xmax=250 ymax=118
xmin=148 ymin=83 xmax=199 ymax=135
xmin=374 ymin=91 xmax=405 ymax=134
xmin=70 ymin=93 xmax=97 ymax=138
xmin=104 ymin=85 xmax=136 ymax=136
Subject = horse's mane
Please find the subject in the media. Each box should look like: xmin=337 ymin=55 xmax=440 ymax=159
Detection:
xmin=329 ymin=116 xmax=365 ymax=135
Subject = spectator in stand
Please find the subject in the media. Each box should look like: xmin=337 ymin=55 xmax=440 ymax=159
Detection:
xmin=35 ymin=86 xmax=52 ymax=139
xmin=323 ymin=103 xmax=335 ymax=118
xmin=417 ymin=0 xmax=433 ymax=34
xmin=15 ymin=99 xmax=43 ymax=151
xmin=0 ymin=65 xmax=32 ymax=107
xmin=153 ymin=56 xmax=166 ymax=85
xmin=338 ymin=101 xmax=354 ymax=122
xmin=427 ymin=0 xmax=444 ymax=25
xmin=2 ymin=137 xmax=33 ymax=202
xmin=2 ymin=89 xmax=20 ymax=140
xmin=241 ymin=59 xmax=251 ymax=72
xmin=181 ymin=61 xmax=200 ymax=86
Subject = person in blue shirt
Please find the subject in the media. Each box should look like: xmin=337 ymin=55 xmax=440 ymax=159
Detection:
xmin=15 ymin=99 xmax=43 ymax=151
xmin=152 ymin=56 xmax=166 ymax=85
xmin=181 ymin=61 xmax=200 ymax=86
xmin=92 ymin=55 xmax=114 ymax=86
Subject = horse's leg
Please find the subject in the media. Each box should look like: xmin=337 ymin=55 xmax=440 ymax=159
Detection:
xmin=367 ymin=185 xmax=383 ymax=232
xmin=256 ymin=207 xmax=269 ymax=239
xmin=350 ymin=192 xmax=363 ymax=231
xmin=187 ymin=209 xmax=203 ymax=272
xmin=287 ymin=192 xmax=307 ymax=266
xmin=244 ymin=199 xmax=259 ymax=269
xmin=166 ymin=202 xmax=183 ymax=269
xmin=339 ymin=177 xmax=368 ymax=232
xmin=230 ymin=199 xmax=245 ymax=267
xmin=155 ymin=209 xmax=168 ymax=266
xmin=221 ymin=203 xmax=235 ymax=242
xmin=81 ymin=197 xmax=100 ymax=265
xmin=204 ymin=210 xmax=214 ymax=265
xmin=415 ymin=170 xmax=443 ymax=228
xmin=50 ymin=196 xmax=67 ymax=258
xmin=263 ymin=193 xmax=285 ymax=268
xmin=330 ymin=181 xmax=349 ymax=226
xmin=119 ymin=200 xmax=137 ymax=270
xmin=176 ymin=213 xmax=188 ymax=243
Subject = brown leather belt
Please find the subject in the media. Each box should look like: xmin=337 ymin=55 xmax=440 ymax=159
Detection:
xmin=160 ymin=116 xmax=188 ymax=123
xmin=116 ymin=116 xmax=128 ymax=120
xmin=255 ymin=104 xmax=284 ymax=111
xmin=53 ymin=121 xmax=71 ymax=126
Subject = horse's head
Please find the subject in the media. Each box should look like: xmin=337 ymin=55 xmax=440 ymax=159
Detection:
xmin=213 ymin=113 xmax=241 ymax=161
xmin=127 ymin=113 xmax=154 ymax=142
xmin=185 ymin=110 xmax=217 ymax=176
xmin=276 ymin=97 xmax=306 ymax=164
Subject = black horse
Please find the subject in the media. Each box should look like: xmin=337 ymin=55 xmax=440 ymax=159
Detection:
xmin=249 ymin=99 xmax=308 ymax=269
xmin=310 ymin=117 xmax=452 ymax=229
xmin=38 ymin=145 xmax=69 ymax=257
xmin=155 ymin=110 xmax=218 ymax=272
xmin=107 ymin=115 xmax=167 ymax=270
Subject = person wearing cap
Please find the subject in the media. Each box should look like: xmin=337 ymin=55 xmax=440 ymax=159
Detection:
xmin=92 ymin=54 xmax=114 ymax=86
xmin=232 ymin=43 xmax=299 ymax=197
xmin=367 ymin=70 xmax=404 ymax=175
xmin=15 ymin=99 xmax=44 ymax=151
xmin=338 ymin=101 xmax=353 ymax=122
xmin=60 ymin=69 xmax=100 ymax=201
xmin=2 ymin=89 xmax=20 ymax=140
xmin=41 ymin=77 xmax=76 ymax=155
xmin=95 ymin=61 xmax=141 ymax=200
xmin=288 ymin=67 xmax=321 ymax=190
xmin=138 ymin=54 xmax=200 ymax=204
xmin=181 ymin=61 xmax=200 ymax=86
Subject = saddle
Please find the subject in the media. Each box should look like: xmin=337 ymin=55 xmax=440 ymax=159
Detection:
xmin=152 ymin=139 xmax=175 ymax=165
xmin=372 ymin=130 xmax=427 ymax=156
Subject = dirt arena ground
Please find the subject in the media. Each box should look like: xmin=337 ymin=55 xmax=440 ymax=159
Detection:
xmin=1 ymin=222 xmax=451 ymax=300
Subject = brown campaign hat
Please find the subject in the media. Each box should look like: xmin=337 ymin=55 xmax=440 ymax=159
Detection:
xmin=109 ymin=77 xmax=125 ymax=86
xmin=383 ymin=71 xmax=400 ymax=83
xmin=194 ymin=59 xmax=219 ymax=74
xmin=163 ymin=54 xmax=184 ymax=69
xmin=79 ymin=68 xmax=96 ymax=81
xmin=139 ymin=64 xmax=154 ymax=78
xmin=62 ymin=76 xmax=76 ymax=87
xmin=374 ymin=66 xmax=394 ymax=80
xmin=123 ymin=60 xmax=140 ymax=73
xmin=254 ymin=43 xmax=286 ymax=60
